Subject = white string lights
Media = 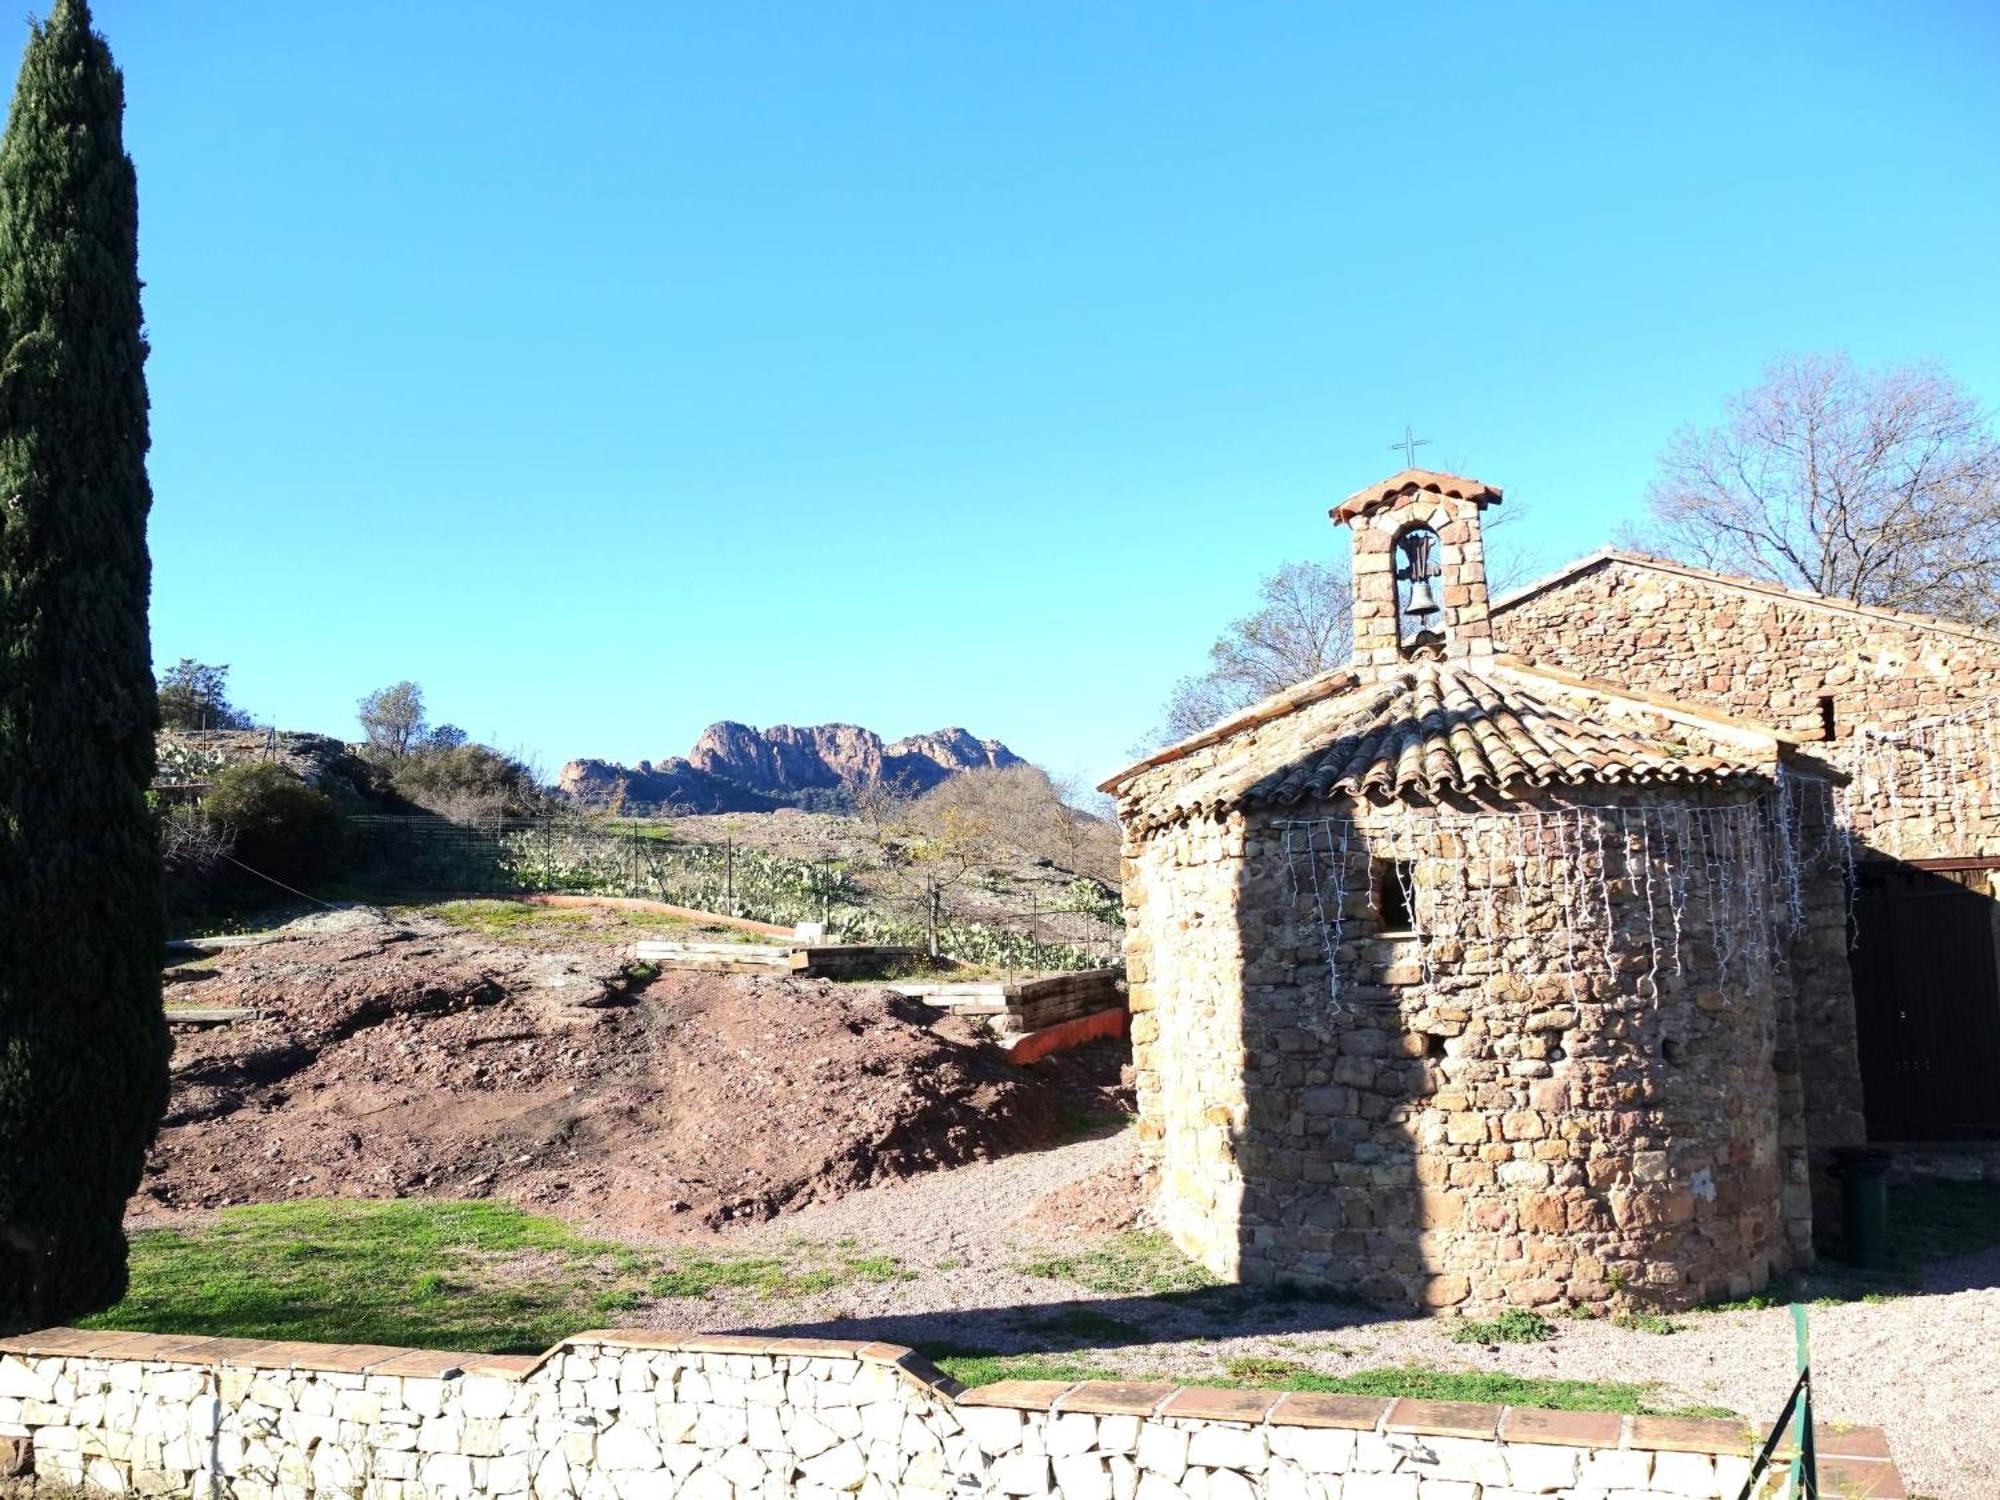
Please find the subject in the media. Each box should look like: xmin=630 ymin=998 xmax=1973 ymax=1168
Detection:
xmin=1852 ymin=695 xmax=2000 ymax=856
xmin=1277 ymin=792 xmax=1845 ymax=1013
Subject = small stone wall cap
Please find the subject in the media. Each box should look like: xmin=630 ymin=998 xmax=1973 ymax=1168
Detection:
xmin=1161 ymin=1387 xmax=1282 ymax=1423
xmin=1269 ymin=1393 xmax=1391 ymax=1431
xmin=460 ymin=1353 xmax=542 ymax=1380
xmin=1814 ymin=1454 xmax=1909 ymax=1498
xmin=956 ymin=1379 xmax=1079 ymax=1411
xmin=1497 ymin=1407 xmax=1624 ymax=1449
xmin=360 ymin=1349 xmax=466 ymax=1378
xmin=1628 ymin=1414 xmax=1757 ymax=1455
xmin=1055 ymin=1381 xmax=1178 ymax=1417
xmin=1385 ymin=1398 xmax=1500 ymax=1440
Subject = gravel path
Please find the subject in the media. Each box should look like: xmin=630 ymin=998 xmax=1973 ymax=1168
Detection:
xmin=668 ymin=1130 xmax=1993 ymax=1499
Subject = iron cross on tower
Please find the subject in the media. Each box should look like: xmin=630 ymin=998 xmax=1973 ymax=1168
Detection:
xmin=1389 ymin=424 xmax=1431 ymax=469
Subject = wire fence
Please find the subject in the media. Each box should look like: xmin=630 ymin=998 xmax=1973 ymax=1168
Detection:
xmin=346 ymin=812 xmax=1124 ymax=973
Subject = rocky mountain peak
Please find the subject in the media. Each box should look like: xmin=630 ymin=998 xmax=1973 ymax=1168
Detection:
xmin=558 ymin=720 xmax=1025 ymax=811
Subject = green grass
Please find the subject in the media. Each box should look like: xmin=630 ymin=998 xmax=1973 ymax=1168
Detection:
xmin=1886 ymin=1180 xmax=2000 ymax=1265
xmin=922 ymin=1346 xmax=1125 ymax=1388
xmin=81 ymin=1199 xmax=625 ymax=1353
xmin=85 ymin=1199 xmax=915 ymax=1355
xmin=1703 ymin=1182 xmax=2000 ymax=1312
xmin=926 ymin=1345 xmax=1730 ymax=1416
xmin=421 ymin=900 xmax=596 ymax=940
xmin=1019 ymin=1230 xmax=1220 ymax=1297
xmin=1612 ymin=1312 xmax=1684 ymax=1335
xmin=648 ymin=1249 xmax=913 ymax=1301
xmin=1448 ymin=1308 xmax=1554 ymax=1345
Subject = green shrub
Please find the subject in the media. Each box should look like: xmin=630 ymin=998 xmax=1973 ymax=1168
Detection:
xmin=203 ymin=763 xmax=341 ymax=884
xmin=389 ymin=742 xmax=541 ymax=819
xmin=1449 ymin=1308 xmax=1554 ymax=1344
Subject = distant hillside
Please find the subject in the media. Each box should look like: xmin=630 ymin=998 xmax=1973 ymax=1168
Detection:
xmin=558 ymin=721 xmax=1025 ymax=812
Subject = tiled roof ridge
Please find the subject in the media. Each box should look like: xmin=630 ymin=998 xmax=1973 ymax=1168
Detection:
xmin=1113 ymin=659 xmax=1774 ymax=832
xmin=1493 ymin=547 xmax=2000 ymax=647
xmin=1251 ymin=660 xmax=1763 ymax=808
xmin=1330 ymin=467 xmax=1503 ymax=524
xmin=1097 ymin=664 xmax=1361 ymax=796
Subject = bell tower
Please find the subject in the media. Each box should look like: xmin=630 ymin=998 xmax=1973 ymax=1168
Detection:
xmin=1331 ymin=468 xmax=1503 ymax=668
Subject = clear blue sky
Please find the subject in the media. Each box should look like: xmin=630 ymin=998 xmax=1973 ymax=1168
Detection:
xmin=78 ymin=1 xmax=2000 ymax=786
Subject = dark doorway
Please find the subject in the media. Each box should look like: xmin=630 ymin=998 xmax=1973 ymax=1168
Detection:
xmin=1850 ymin=861 xmax=2000 ymax=1140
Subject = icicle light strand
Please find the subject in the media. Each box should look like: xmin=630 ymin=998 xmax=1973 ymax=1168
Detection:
xmin=1276 ymin=795 xmax=1838 ymax=1010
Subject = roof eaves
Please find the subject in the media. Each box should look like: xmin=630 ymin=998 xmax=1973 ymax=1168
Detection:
xmin=1097 ymin=666 xmax=1361 ymax=796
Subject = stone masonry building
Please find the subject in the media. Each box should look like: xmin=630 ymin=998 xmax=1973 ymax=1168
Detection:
xmin=1102 ymin=471 xmax=1860 ymax=1313
xmin=1496 ymin=551 xmax=2000 ymax=1143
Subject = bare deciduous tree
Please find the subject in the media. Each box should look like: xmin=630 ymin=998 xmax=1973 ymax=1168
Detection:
xmin=1641 ymin=353 xmax=2000 ymax=622
xmin=1160 ymin=559 xmax=1352 ymax=743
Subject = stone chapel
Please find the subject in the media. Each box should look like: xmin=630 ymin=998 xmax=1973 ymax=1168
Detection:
xmin=1100 ymin=470 xmax=1861 ymax=1313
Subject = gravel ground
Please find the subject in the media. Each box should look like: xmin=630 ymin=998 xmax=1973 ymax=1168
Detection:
xmin=658 ymin=1130 xmax=1993 ymax=1500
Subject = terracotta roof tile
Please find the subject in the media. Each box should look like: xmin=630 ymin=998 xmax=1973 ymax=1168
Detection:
xmin=1115 ymin=660 xmax=1771 ymax=832
xmin=1330 ymin=468 xmax=1503 ymax=524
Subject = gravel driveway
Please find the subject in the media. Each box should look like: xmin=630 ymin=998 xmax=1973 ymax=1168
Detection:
xmin=674 ymin=1130 xmax=1993 ymax=1500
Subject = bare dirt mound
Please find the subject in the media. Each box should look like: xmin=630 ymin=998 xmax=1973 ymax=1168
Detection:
xmin=147 ymin=912 xmax=1103 ymax=1233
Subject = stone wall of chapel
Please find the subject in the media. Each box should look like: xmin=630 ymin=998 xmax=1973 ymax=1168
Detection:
xmin=1494 ymin=556 xmax=2000 ymax=860
xmin=1125 ymin=787 xmax=1810 ymax=1313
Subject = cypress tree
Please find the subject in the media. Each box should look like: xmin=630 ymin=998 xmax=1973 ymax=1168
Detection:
xmin=0 ymin=0 xmax=168 ymax=1327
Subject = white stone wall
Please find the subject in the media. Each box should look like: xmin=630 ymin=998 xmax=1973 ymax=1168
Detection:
xmin=0 ymin=1331 xmax=1904 ymax=1500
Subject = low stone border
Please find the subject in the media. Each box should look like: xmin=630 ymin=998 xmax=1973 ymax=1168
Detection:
xmin=0 ymin=1326 xmax=1910 ymax=1499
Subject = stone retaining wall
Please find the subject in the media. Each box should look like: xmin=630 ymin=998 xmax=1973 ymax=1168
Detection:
xmin=0 ymin=1327 xmax=1906 ymax=1499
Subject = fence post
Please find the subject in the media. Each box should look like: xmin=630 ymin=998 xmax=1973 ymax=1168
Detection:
xmin=726 ymin=839 xmax=735 ymax=904
xmin=1030 ymin=892 xmax=1040 ymax=972
xmin=927 ymin=880 xmax=940 ymax=960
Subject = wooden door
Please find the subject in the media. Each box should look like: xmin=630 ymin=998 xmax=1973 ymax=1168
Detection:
xmin=1850 ymin=863 xmax=2000 ymax=1141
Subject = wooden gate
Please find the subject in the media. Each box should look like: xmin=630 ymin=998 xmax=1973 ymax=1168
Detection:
xmin=1850 ymin=862 xmax=2000 ymax=1140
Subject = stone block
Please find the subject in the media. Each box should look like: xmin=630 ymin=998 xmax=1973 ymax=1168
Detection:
xmin=1650 ymin=1448 xmax=1720 ymax=1496
xmin=1342 ymin=1473 xmax=1418 ymax=1500
xmin=595 ymin=1421 xmax=663 ymax=1471
xmin=1053 ymin=1452 xmax=1113 ymax=1500
xmin=1186 ymin=1423 xmax=1266 ymax=1472
xmin=992 ymin=1451 xmax=1051 ymax=1496
xmin=1135 ymin=1423 xmax=1188 ymax=1481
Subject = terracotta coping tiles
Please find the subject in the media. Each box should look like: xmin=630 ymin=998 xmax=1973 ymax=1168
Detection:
xmin=460 ymin=1354 xmax=542 ymax=1380
xmin=1815 ymin=1454 xmax=1909 ymax=1499
xmin=304 ymin=1344 xmax=422 ymax=1374
xmin=1497 ymin=1407 xmax=1625 ymax=1450
xmin=222 ymin=1340 xmax=362 ymax=1371
xmin=886 ymin=1351 xmax=952 ymax=1389
xmin=854 ymin=1341 xmax=919 ymax=1366
xmin=955 ymin=1380 xmax=1079 ymax=1411
xmin=1628 ymin=1414 xmax=1757 ymax=1456
xmin=138 ymin=1336 xmax=279 ymax=1366
xmin=0 ymin=1327 xmax=140 ymax=1357
xmin=1385 ymin=1398 xmax=1500 ymax=1440
xmin=671 ymin=1333 xmax=778 ymax=1356
xmin=1268 ymin=1394 xmax=1392 ymax=1432
xmin=1055 ymin=1382 xmax=1178 ymax=1418
xmin=567 ymin=1330 xmax=700 ymax=1354
xmin=1160 ymin=1387 xmax=1282 ymax=1424
xmin=760 ymin=1338 xmax=873 ymax=1359
xmin=1776 ymin=1424 xmax=1893 ymax=1462
xmin=360 ymin=1350 xmax=465 ymax=1378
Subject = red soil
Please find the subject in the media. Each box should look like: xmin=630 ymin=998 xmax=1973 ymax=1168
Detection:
xmin=148 ymin=912 xmax=1113 ymax=1234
